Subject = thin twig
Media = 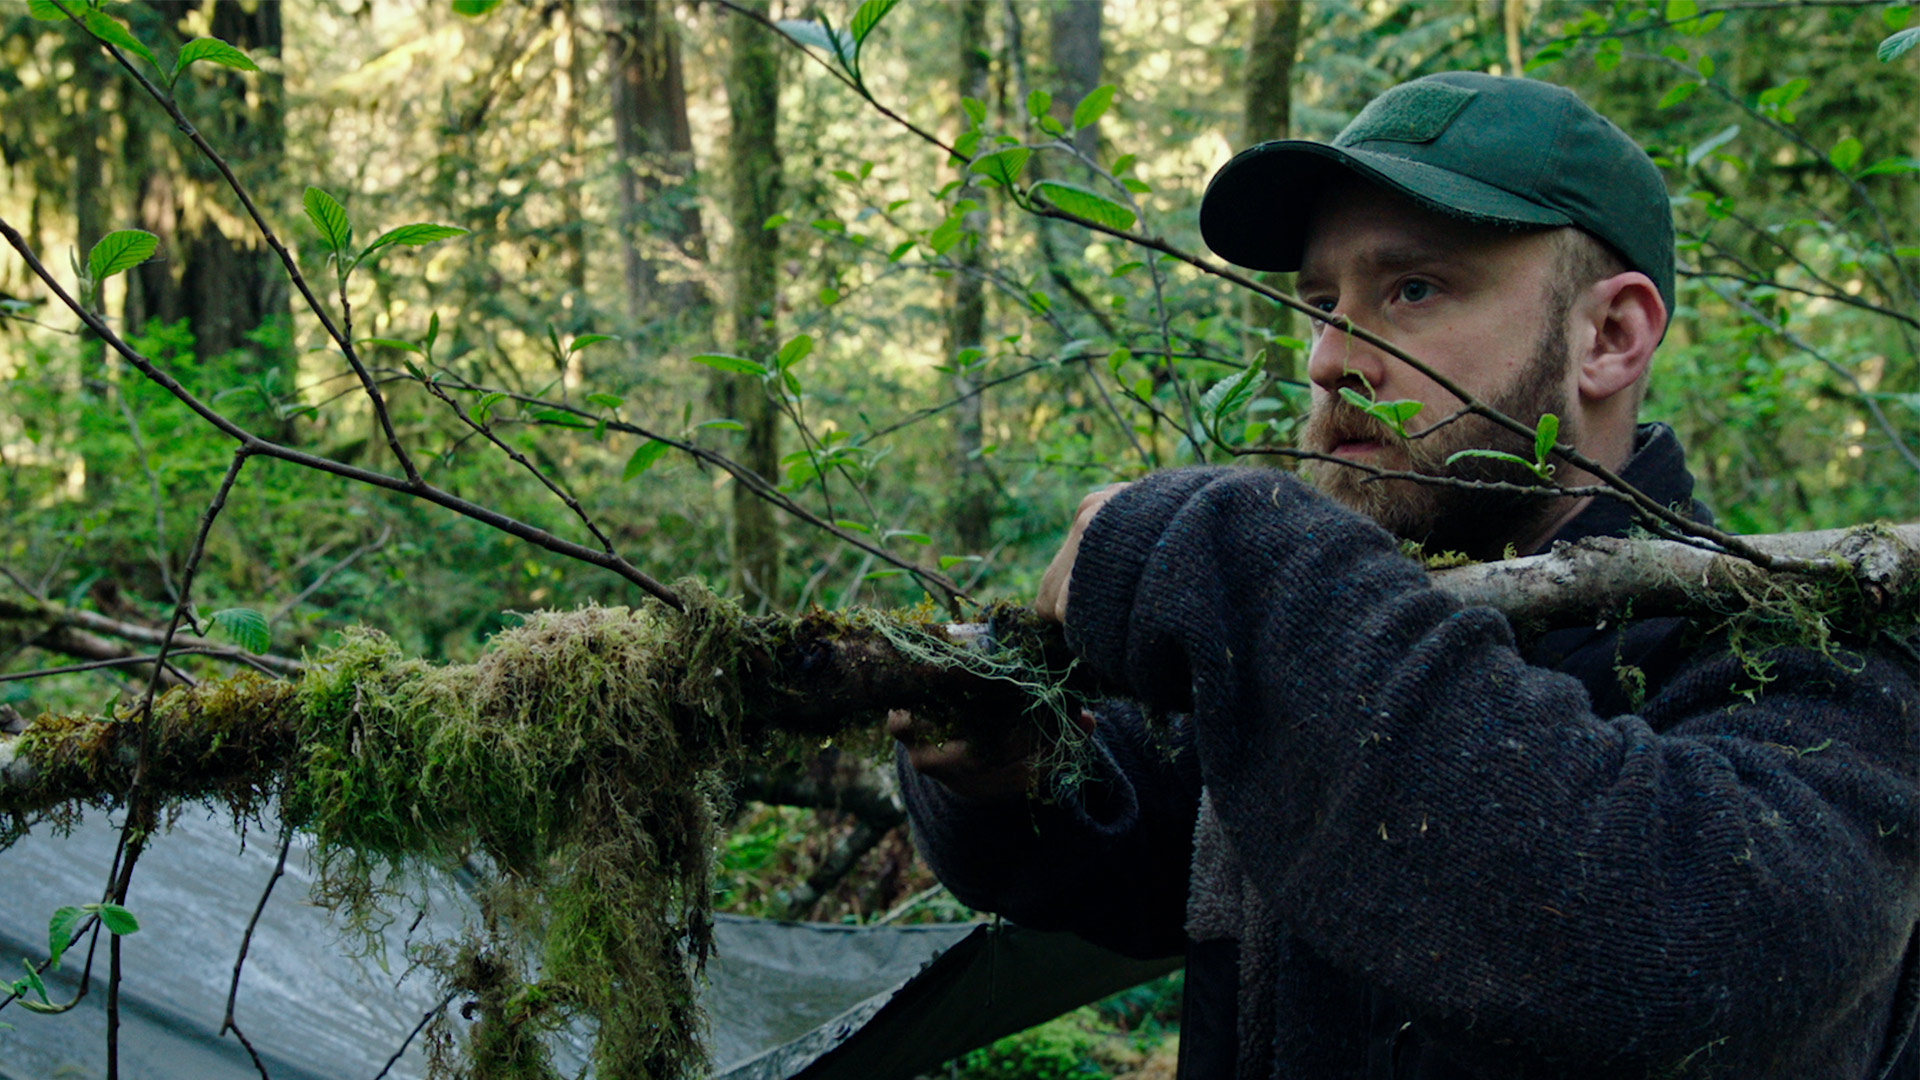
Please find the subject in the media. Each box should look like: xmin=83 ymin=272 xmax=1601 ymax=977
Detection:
xmin=220 ymin=824 xmax=294 ymax=1080
xmin=0 ymin=647 xmax=241 ymax=683
xmin=372 ymin=990 xmax=458 ymax=1080
xmin=270 ymin=526 xmax=392 ymax=624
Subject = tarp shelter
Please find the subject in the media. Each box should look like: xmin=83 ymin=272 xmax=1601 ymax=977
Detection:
xmin=0 ymin=807 xmax=1178 ymax=1079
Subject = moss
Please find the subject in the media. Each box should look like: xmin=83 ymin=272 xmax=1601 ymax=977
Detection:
xmin=281 ymin=584 xmax=775 ymax=1080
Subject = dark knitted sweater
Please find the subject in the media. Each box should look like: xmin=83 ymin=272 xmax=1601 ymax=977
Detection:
xmin=900 ymin=427 xmax=1920 ymax=1079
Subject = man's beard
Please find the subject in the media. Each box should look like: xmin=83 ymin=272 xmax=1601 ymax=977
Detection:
xmin=1299 ymin=320 xmax=1574 ymax=561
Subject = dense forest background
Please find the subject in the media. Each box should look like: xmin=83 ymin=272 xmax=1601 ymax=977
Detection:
xmin=2 ymin=0 xmax=1916 ymax=1073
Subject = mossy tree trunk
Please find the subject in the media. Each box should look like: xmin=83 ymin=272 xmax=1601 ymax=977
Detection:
xmin=722 ymin=0 xmax=784 ymax=610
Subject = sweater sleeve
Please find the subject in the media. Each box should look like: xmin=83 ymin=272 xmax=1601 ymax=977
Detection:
xmin=896 ymin=701 xmax=1204 ymax=960
xmin=1065 ymin=466 xmax=1920 ymax=1075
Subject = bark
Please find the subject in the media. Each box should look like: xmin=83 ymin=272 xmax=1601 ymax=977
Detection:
xmin=608 ymin=0 xmax=712 ymax=334
xmin=124 ymin=1 xmax=289 ymax=370
xmin=1048 ymin=0 xmax=1104 ymax=159
xmin=1242 ymin=0 xmax=1303 ymax=382
xmin=4 ymin=525 xmax=1915 ymax=821
xmin=949 ymin=1 xmax=994 ymax=553
xmin=722 ymin=1 xmax=784 ymax=609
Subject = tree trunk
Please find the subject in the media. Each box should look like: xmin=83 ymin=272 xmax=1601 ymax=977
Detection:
xmin=723 ymin=0 xmax=783 ymax=610
xmin=1048 ymin=0 xmax=1104 ymax=159
xmin=608 ymin=0 xmax=712 ymax=342
xmin=124 ymin=1 xmax=289 ymax=374
xmin=949 ymin=1 xmax=994 ymax=553
xmin=1242 ymin=0 xmax=1303 ymax=384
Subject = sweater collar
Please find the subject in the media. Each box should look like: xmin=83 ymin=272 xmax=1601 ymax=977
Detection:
xmin=1543 ymin=422 xmax=1713 ymax=549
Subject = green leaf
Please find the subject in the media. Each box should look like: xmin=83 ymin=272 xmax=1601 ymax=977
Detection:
xmin=776 ymin=18 xmax=853 ymax=56
xmin=209 ymin=608 xmax=270 ymax=654
xmin=1447 ymin=447 xmax=1537 ymax=471
xmin=1880 ymin=26 xmax=1920 ymax=61
xmin=303 ymin=187 xmax=352 ymax=255
xmin=84 ymin=11 xmax=158 ymax=70
xmin=776 ymin=334 xmax=814 ymax=370
xmin=1106 ymin=347 xmax=1132 ymax=374
xmin=19 ymin=961 xmax=47 ymax=1004
xmin=763 ymin=213 xmax=789 ymax=229
xmin=690 ymin=353 xmax=769 ymax=377
xmin=834 ymin=519 xmax=872 ymax=534
xmin=1656 ymin=81 xmax=1701 ymax=109
xmin=358 ymin=223 xmax=467 ymax=263
xmin=471 ymin=390 xmax=509 ymax=426
xmin=968 ymin=147 xmax=1031 ymax=189
xmin=451 ymin=0 xmax=503 ymax=14
xmin=87 ymin=229 xmax=159 ymax=281
xmin=1859 ymin=156 xmax=1920 ymax=177
xmin=29 ymin=0 xmax=74 ymax=21
xmin=1071 ymin=84 xmax=1116 ymax=129
xmin=818 ymin=286 xmax=841 ymax=306
xmin=1026 ymin=89 xmax=1052 ymax=119
xmin=961 ymin=97 xmax=987 ymax=127
xmin=698 ymin=418 xmax=747 ymax=432
xmin=362 ymin=337 xmax=424 ymax=355
xmin=1121 ymin=177 xmax=1153 ymax=194
xmin=885 ymin=530 xmax=933 ymax=545
xmin=425 ymin=311 xmax=441 ymax=352
xmin=1030 ymin=180 xmax=1136 ymax=231
xmin=531 ymin=408 xmax=591 ymax=429
xmin=1372 ymin=399 xmax=1424 ymax=431
xmin=48 ymin=907 xmax=84 ymax=970
xmin=1829 ymin=136 xmax=1864 ymax=174
xmin=623 ymin=439 xmax=671 ymax=480
xmin=887 ymin=240 xmax=915 ymax=262
xmin=1201 ymin=366 xmax=1261 ymax=424
xmin=173 ymin=36 xmax=257 ymax=79
xmin=585 ymin=392 xmax=624 ymax=410
xmin=89 ymin=903 xmax=139 ymax=936
xmin=1533 ymin=413 xmax=1560 ymax=466
xmin=568 ymin=333 xmax=617 ymax=355
xmin=849 ymin=0 xmax=900 ymax=46
xmin=939 ymin=555 xmax=982 ymax=570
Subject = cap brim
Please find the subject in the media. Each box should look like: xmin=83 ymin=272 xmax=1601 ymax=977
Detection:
xmin=1199 ymin=141 xmax=1573 ymax=272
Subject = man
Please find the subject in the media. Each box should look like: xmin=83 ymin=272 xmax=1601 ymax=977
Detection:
xmin=892 ymin=73 xmax=1920 ymax=1078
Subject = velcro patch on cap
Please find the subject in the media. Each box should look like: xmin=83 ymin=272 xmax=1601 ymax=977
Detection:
xmin=1334 ymin=82 xmax=1477 ymax=146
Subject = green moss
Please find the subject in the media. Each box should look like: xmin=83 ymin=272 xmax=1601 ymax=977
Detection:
xmin=281 ymin=584 xmax=774 ymax=1080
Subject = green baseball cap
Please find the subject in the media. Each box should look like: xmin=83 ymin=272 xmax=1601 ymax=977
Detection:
xmin=1200 ymin=72 xmax=1675 ymax=314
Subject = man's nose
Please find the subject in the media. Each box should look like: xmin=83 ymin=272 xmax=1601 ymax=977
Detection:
xmin=1305 ymin=311 xmax=1389 ymax=396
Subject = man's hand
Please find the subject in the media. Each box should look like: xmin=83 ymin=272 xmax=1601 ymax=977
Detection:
xmin=1035 ymin=483 xmax=1129 ymax=623
xmin=887 ymin=708 xmax=1035 ymax=803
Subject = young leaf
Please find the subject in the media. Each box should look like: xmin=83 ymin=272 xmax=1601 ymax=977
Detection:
xmin=585 ymin=392 xmax=625 ymax=410
xmin=1447 ymin=448 xmax=1534 ymax=469
xmin=1685 ymin=124 xmax=1741 ymax=169
xmin=1533 ymin=413 xmax=1560 ymax=467
xmin=303 ymin=187 xmax=352 ymax=255
xmin=1029 ymin=180 xmax=1136 ymax=231
xmin=173 ymin=36 xmax=258 ymax=79
xmin=1201 ymin=366 xmax=1262 ymax=424
xmin=361 ymin=337 xmax=424 ymax=354
xmin=1858 ymin=156 xmax=1920 ymax=177
xmin=568 ymin=334 xmax=618 ymax=355
xmin=961 ymin=97 xmax=987 ymax=127
xmin=1878 ymin=26 xmax=1920 ymax=61
xmin=451 ymin=0 xmax=503 ymax=15
xmin=209 ymin=608 xmax=270 ymax=654
xmin=1829 ymin=136 xmax=1864 ymax=174
xmin=19 ymin=961 xmax=47 ymax=1005
xmin=28 ymin=0 xmax=74 ymax=21
xmin=939 ymin=555 xmax=982 ymax=571
xmin=690 ymin=353 xmax=769 ymax=377
xmin=531 ymin=408 xmax=592 ymax=429
xmin=698 ymin=418 xmax=747 ymax=432
xmin=90 ymin=903 xmax=140 ymax=936
xmin=358 ymin=223 xmax=468 ymax=263
xmin=84 ymin=11 xmax=159 ymax=71
xmin=623 ymin=439 xmax=671 ymax=480
xmin=968 ymin=147 xmax=1031 ymax=189
xmin=47 ymin=906 xmax=84 ymax=970
xmin=776 ymin=334 xmax=814 ymax=370
xmin=471 ymin=390 xmax=509 ymax=426
xmin=425 ymin=311 xmax=441 ymax=351
xmin=1071 ymin=84 xmax=1116 ymax=129
xmin=87 ymin=230 xmax=159 ymax=282
xmin=884 ymin=530 xmax=933 ymax=545
xmin=849 ymin=0 xmax=900 ymax=46
xmin=1656 ymin=81 xmax=1701 ymax=109
xmin=1026 ymin=89 xmax=1052 ymax=119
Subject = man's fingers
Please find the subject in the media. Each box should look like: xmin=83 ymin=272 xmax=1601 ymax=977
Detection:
xmin=1036 ymin=482 xmax=1130 ymax=623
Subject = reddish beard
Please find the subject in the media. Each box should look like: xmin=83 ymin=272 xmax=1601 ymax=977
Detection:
xmin=1299 ymin=332 xmax=1574 ymax=561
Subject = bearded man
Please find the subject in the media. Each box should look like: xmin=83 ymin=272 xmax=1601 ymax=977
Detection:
xmin=891 ymin=73 xmax=1920 ymax=1079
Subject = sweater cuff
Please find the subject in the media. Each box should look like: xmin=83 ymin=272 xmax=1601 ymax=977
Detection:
xmin=1063 ymin=467 xmax=1241 ymax=686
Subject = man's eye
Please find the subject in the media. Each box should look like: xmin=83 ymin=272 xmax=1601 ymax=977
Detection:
xmin=1307 ymin=297 xmax=1337 ymax=313
xmin=1397 ymin=280 xmax=1434 ymax=303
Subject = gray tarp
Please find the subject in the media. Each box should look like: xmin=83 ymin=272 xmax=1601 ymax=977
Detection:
xmin=0 ymin=807 xmax=1176 ymax=1079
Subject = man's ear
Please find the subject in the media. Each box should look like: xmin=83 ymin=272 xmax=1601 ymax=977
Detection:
xmin=1575 ymin=272 xmax=1666 ymax=403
